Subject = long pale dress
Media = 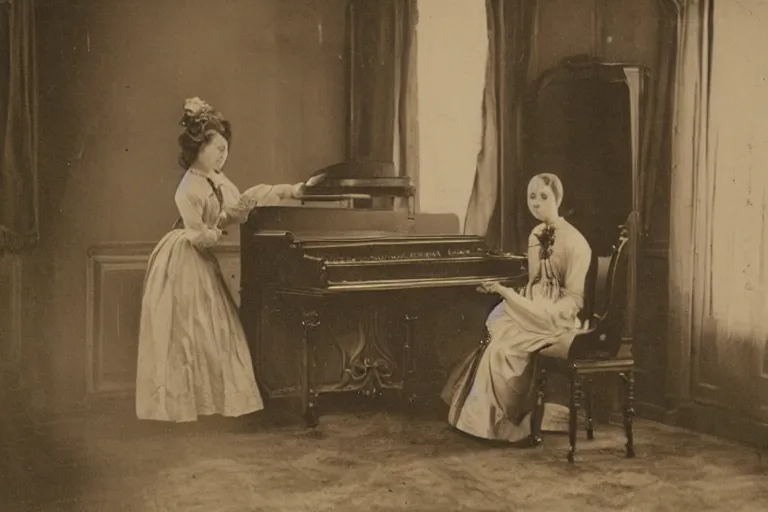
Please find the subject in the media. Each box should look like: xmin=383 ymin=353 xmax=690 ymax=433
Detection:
xmin=442 ymin=218 xmax=592 ymax=442
xmin=135 ymin=168 xmax=300 ymax=422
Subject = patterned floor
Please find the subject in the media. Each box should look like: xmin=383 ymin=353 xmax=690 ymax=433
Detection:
xmin=2 ymin=399 xmax=767 ymax=511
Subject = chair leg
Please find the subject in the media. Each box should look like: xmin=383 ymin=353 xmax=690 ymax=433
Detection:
xmin=585 ymin=377 xmax=594 ymax=440
xmin=568 ymin=371 xmax=582 ymax=464
xmin=530 ymin=369 xmax=547 ymax=446
xmin=621 ymin=370 xmax=636 ymax=458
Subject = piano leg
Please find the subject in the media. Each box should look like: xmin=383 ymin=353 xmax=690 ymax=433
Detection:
xmin=301 ymin=308 xmax=321 ymax=428
xmin=401 ymin=313 xmax=418 ymax=409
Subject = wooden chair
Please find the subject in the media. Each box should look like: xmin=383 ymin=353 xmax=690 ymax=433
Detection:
xmin=530 ymin=228 xmax=635 ymax=463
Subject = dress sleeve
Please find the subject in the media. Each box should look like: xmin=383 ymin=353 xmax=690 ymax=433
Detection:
xmin=242 ymin=183 xmax=303 ymax=205
xmin=217 ymin=182 xmax=304 ymax=227
xmin=175 ymin=188 xmax=221 ymax=248
xmin=219 ymin=206 xmax=250 ymax=227
xmin=219 ymin=178 xmax=249 ymax=227
xmin=527 ymin=229 xmax=541 ymax=284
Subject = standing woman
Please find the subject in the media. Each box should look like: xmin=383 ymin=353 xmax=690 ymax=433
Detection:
xmin=136 ymin=97 xmax=307 ymax=422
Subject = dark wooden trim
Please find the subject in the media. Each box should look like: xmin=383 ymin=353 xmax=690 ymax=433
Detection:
xmin=592 ymin=0 xmax=603 ymax=57
xmin=0 ymin=253 xmax=23 ymax=403
xmin=346 ymin=0 xmax=356 ymax=160
xmin=667 ymin=401 xmax=768 ymax=448
xmin=84 ymin=242 xmax=241 ymax=396
xmin=659 ymin=0 xmax=684 ymax=17
xmin=611 ymin=401 xmax=768 ymax=450
xmin=495 ymin=0 xmax=507 ymax=250
xmin=640 ymin=239 xmax=668 ymax=259
xmin=608 ymin=401 xmax=667 ymax=427
xmin=86 ymin=241 xmax=240 ymax=258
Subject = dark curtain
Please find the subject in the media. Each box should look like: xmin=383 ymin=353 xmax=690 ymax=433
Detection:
xmin=0 ymin=0 xmax=37 ymax=254
xmin=395 ymin=0 xmax=418 ymax=189
xmin=463 ymin=0 xmax=499 ymax=239
xmin=348 ymin=0 xmax=417 ymax=181
xmin=639 ymin=1 xmax=679 ymax=238
xmin=463 ymin=0 xmax=538 ymax=253
xmin=623 ymin=3 xmax=679 ymax=339
xmin=666 ymin=0 xmax=712 ymax=405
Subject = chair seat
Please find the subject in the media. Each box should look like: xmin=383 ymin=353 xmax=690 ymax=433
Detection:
xmin=538 ymin=342 xmax=634 ymax=371
xmin=539 ymin=353 xmax=634 ymax=369
xmin=570 ymin=357 xmax=634 ymax=372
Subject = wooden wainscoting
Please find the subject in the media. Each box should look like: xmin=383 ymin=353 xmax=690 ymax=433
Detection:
xmin=0 ymin=253 xmax=23 ymax=383
xmin=85 ymin=242 xmax=241 ymax=396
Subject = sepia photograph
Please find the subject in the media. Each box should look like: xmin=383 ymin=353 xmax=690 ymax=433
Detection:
xmin=1 ymin=0 xmax=766 ymax=510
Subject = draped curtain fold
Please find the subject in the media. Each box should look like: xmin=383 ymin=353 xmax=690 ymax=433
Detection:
xmin=394 ymin=0 xmax=418 ymax=197
xmin=463 ymin=0 xmax=537 ymax=254
xmin=669 ymin=0 xmax=768 ymax=418
xmin=348 ymin=0 xmax=418 ymax=185
xmin=638 ymin=2 xmax=679 ymax=238
xmin=621 ymin=4 xmax=678 ymax=341
xmin=0 ymin=0 xmax=38 ymax=254
xmin=666 ymin=0 xmax=712 ymax=404
xmin=462 ymin=0 xmax=498 ymax=240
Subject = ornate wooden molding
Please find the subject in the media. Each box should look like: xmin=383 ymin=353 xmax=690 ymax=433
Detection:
xmin=346 ymin=0 xmax=356 ymax=159
xmin=85 ymin=241 xmax=240 ymax=257
xmin=659 ymin=0 xmax=683 ymax=16
xmin=495 ymin=0 xmax=508 ymax=251
xmin=85 ymin=248 xmax=147 ymax=395
xmin=0 ymin=254 xmax=23 ymax=376
xmin=84 ymin=242 xmax=241 ymax=396
xmin=641 ymin=238 xmax=669 ymax=259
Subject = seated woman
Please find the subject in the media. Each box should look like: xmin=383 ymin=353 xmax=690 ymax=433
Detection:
xmin=441 ymin=173 xmax=592 ymax=444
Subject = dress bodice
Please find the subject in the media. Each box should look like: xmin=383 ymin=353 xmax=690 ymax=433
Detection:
xmin=172 ymin=169 xmax=302 ymax=249
xmin=525 ymin=219 xmax=590 ymax=306
xmin=177 ymin=169 xmax=241 ymax=228
xmin=170 ymin=169 xmax=242 ymax=249
xmin=487 ymin=218 xmax=592 ymax=330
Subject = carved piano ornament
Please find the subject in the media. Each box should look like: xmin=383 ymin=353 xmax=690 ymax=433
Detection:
xmin=240 ymin=161 xmax=527 ymax=428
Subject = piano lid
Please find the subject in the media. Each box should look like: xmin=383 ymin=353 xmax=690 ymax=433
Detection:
xmin=302 ymin=160 xmax=415 ymax=199
xmin=244 ymin=206 xmax=460 ymax=237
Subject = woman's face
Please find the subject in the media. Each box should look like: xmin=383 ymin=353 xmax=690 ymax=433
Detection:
xmin=527 ymin=178 xmax=559 ymax=222
xmin=196 ymin=131 xmax=229 ymax=172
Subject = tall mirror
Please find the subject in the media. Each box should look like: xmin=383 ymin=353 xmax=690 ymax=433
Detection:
xmin=519 ymin=58 xmax=645 ymax=256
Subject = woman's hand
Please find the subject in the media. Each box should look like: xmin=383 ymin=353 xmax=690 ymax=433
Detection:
xmin=217 ymin=211 xmax=228 ymax=227
xmin=305 ymin=172 xmax=326 ymax=188
xmin=478 ymin=280 xmax=504 ymax=294
xmin=291 ymin=182 xmax=305 ymax=198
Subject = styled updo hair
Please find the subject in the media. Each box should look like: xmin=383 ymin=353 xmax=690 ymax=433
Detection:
xmin=530 ymin=172 xmax=564 ymax=206
xmin=176 ymin=97 xmax=233 ymax=170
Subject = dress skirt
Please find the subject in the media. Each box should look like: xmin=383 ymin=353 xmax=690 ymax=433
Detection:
xmin=135 ymin=229 xmax=264 ymax=422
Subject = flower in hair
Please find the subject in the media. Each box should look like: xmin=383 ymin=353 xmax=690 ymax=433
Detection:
xmin=184 ymin=97 xmax=211 ymax=116
xmin=179 ymin=97 xmax=217 ymax=142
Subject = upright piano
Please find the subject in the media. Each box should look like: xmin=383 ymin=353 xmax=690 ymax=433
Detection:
xmin=240 ymin=162 xmax=527 ymax=427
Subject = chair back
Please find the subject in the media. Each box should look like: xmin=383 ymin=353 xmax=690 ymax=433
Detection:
xmin=590 ymin=228 xmax=630 ymax=356
xmin=577 ymin=250 xmax=599 ymax=326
